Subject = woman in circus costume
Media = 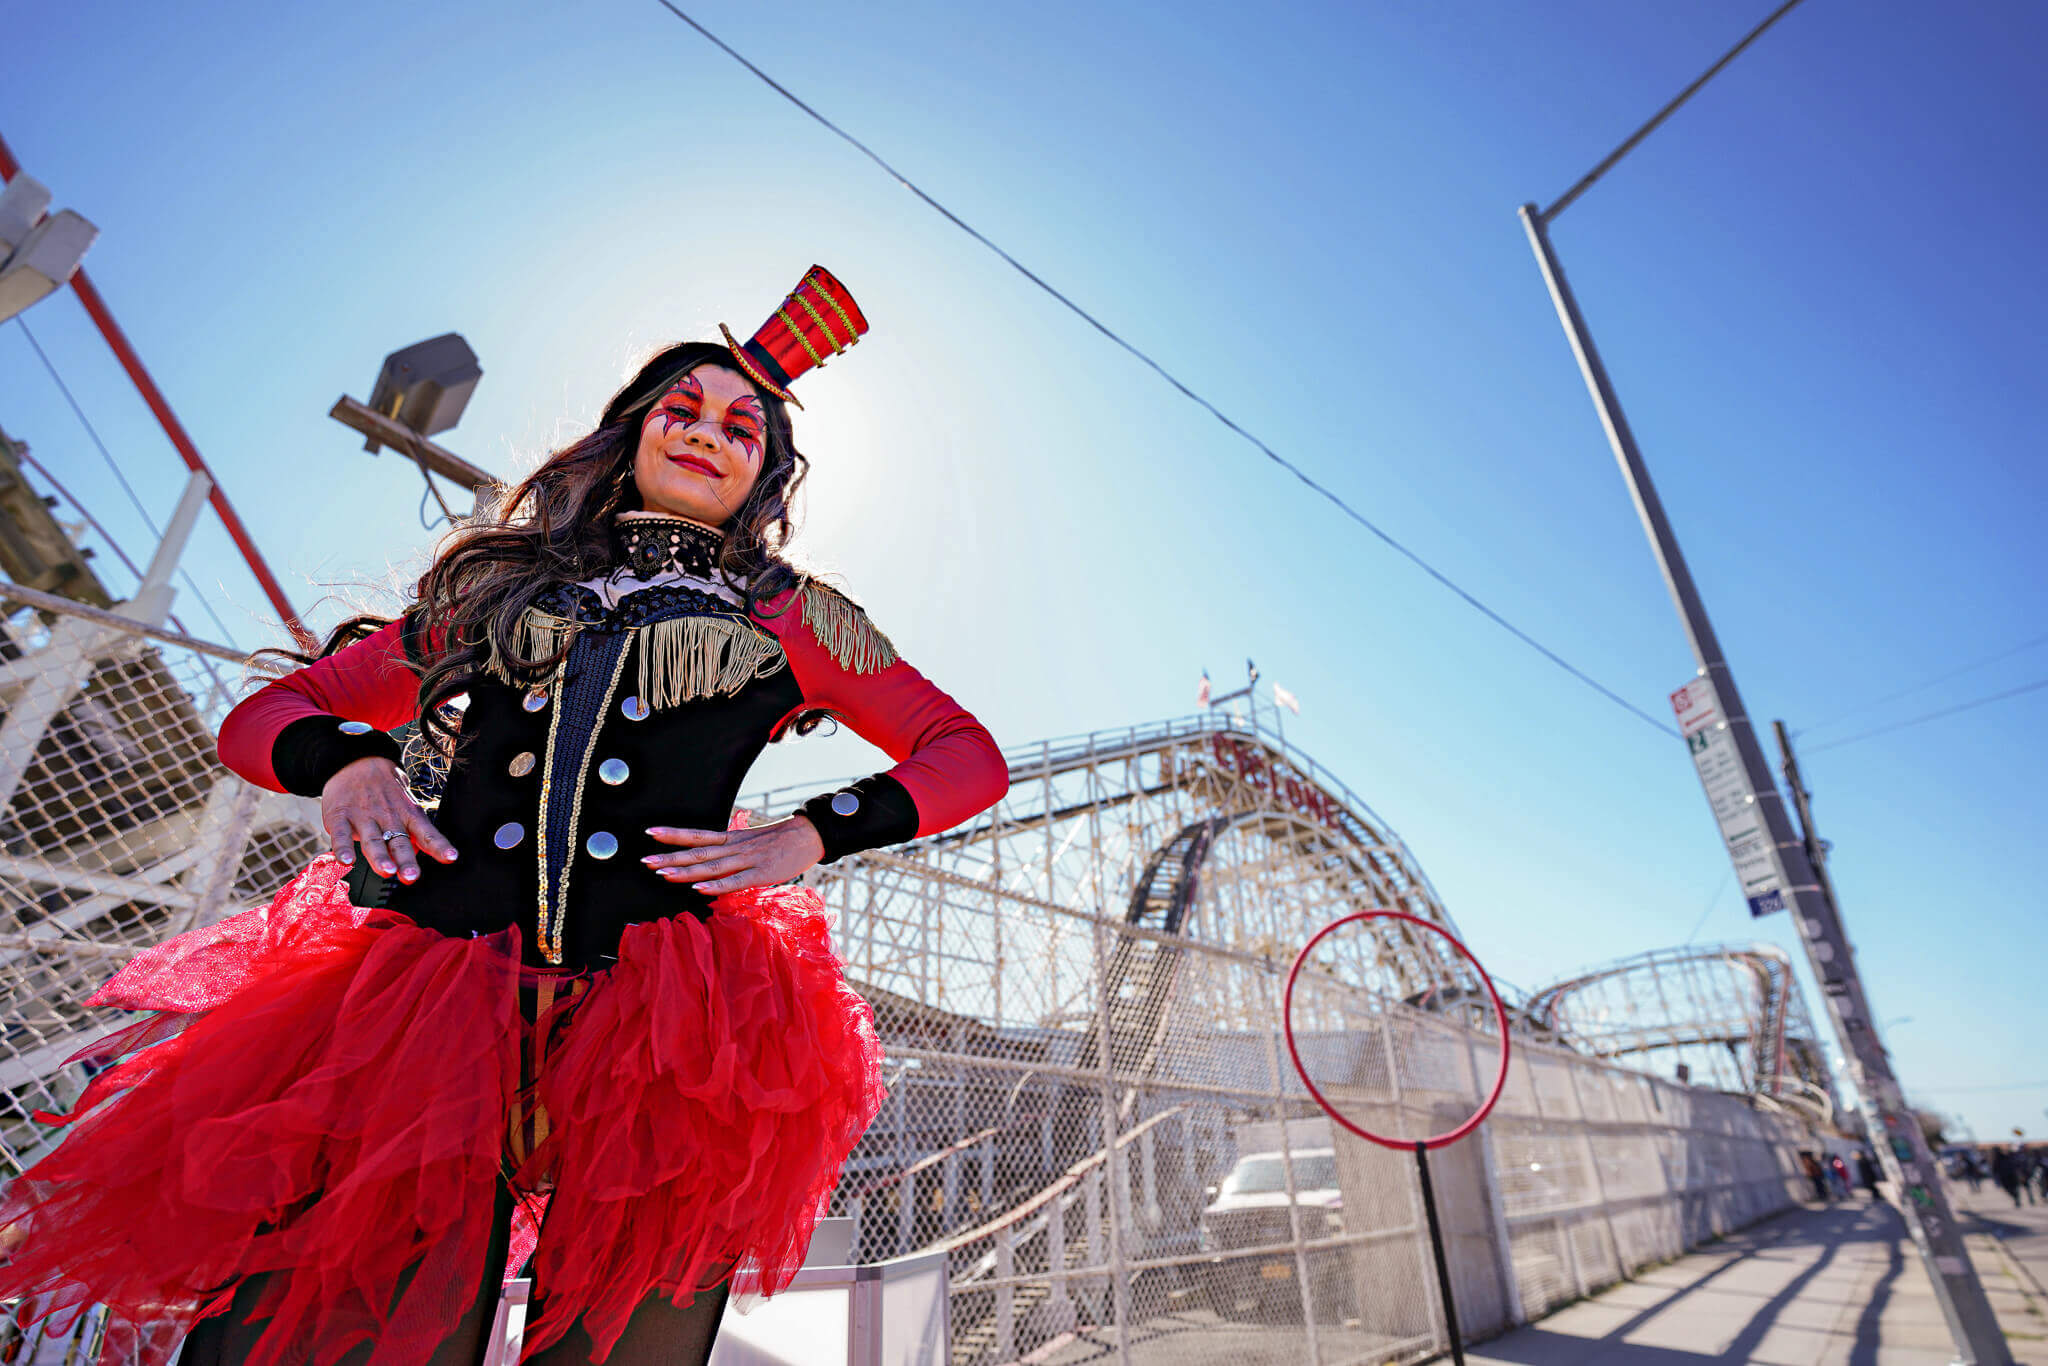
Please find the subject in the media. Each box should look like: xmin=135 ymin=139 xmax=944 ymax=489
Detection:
xmin=0 ymin=266 xmax=1008 ymax=1366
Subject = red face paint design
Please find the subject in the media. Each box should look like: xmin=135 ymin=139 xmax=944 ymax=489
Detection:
xmin=722 ymin=395 xmax=765 ymax=463
xmin=655 ymin=372 xmax=705 ymax=438
xmin=652 ymin=373 xmax=761 ymax=463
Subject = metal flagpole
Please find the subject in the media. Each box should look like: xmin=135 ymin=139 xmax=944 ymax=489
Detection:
xmin=1518 ymin=200 xmax=2010 ymax=1364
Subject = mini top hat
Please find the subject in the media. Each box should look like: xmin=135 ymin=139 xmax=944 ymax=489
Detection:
xmin=719 ymin=265 xmax=868 ymax=410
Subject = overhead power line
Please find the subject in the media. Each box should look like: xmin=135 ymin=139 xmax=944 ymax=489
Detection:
xmin=1801 ymin=629 xmax=2048 ymax=736
xmin=649 ymin=2 xmax=1680 ymax=740
xmin=1806 ymin=676 xmax=2048 ymax=754
xmin=1681 ymin=868 xmax=1732 ymax=945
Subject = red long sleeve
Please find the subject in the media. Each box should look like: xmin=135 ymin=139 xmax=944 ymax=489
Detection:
xmin=216 ymin=622 xmax=420 ymax=793
xmin=764 ymin=594 xmax=1008 ymax=839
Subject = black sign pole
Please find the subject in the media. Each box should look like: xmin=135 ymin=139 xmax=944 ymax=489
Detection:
xmin=1414 ymin=1140 xmax=1465 ymax=1366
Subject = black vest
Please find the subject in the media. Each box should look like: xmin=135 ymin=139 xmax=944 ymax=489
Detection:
xmin=378 ymin=582 xmax=808 ymax=969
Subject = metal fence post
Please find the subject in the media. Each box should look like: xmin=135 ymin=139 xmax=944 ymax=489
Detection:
xmin=1464 ymin=1028 xmax=1523 ymax=1326
xmin=995 ymin=1232 xmax=1016 ymax=1359
xmin=1265 ymin=989 xmax=1322 ymax=1363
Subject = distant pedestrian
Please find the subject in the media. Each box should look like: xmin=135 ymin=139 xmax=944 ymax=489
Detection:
xmin=1965 ymin=1152 xmax=1984 ymax=1193
xmin=1828 ymin=1154 xmax=1852 ymax=1198
xmin=1994 ymin=1147 xmax=2027 ymax=1207
xmin=1856 ymin=1151 xmax=1880 ymax=1197
xmin=1801 ymin=1151 xmax=1830 ymax=1203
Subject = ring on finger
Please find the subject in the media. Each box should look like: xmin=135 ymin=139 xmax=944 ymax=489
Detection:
xmin=379 ymin=828 xmax=406 ymax=841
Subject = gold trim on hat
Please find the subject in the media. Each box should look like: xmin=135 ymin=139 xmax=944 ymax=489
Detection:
xmin=776 ymin=305 xmax=829 ymax=370
xmin=794 ymin=292 xmax=846 ymax=356
xmin=717 ymin=323 xmax=803 ymax=410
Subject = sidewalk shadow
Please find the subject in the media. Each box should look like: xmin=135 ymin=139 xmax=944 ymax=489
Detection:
xmin=1846 ymin=1202 xmax=1907 ymax=1366
xmin=1957 ymin=1204 xmax=2041 ymax=1240
xmin=1476 ymin=1201 xmax=1901 ymax=1365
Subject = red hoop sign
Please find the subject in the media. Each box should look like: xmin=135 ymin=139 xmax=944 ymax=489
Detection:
xmin=1282 ymin=910 xmax=1512 ymax=1151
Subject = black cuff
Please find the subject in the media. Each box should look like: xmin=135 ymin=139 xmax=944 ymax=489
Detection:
xmin=798 ymin=774 xmax=919 ymax=863
xmin=272 ymin=714 xmax=405 ymax=798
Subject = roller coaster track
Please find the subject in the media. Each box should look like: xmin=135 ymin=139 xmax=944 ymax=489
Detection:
xmin=756 ymin=709 xmax=1495 ymax=1296
xmin=1525 ymin=943 xmax=1832 ymax=1113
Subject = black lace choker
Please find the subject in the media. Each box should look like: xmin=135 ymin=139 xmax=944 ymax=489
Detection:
xmin=612 ymin=515 xmax=723 ymax=578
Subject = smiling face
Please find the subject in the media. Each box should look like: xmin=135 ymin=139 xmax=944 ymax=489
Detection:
xmin=631 ymin=364 xmax=768 ymax=525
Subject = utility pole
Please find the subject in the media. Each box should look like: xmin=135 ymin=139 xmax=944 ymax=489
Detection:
xmin=1521 ymin=200 xmax=2009 ymax=1363
xmin=1774 ymin=719 xmax=1840 ymax=910
xmin=1513 ymin=1 xmax=2008 ymax=1353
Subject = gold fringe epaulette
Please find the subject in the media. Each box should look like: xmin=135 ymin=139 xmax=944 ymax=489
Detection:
xmin=800 ymin=581 xmax=899 ymax=674
xmin=635 ymin=613 xmax=784 ymax=708
xmin=483 ymin=609 xmax=580 ymax=685
xmin=486 ymin=607 xmax=786 ymax=708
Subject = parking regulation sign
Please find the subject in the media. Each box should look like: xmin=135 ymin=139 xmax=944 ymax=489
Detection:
xmin=1671 ymin=675 xmax=1787 ymax=917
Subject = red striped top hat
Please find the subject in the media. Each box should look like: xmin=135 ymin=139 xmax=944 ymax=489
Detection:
xmin=719 ymin=265 xmax=869 ymax=411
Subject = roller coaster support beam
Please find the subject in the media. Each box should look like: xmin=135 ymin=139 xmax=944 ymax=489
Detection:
xmin=1521 ymin=200 xmax=2007 ymax=1363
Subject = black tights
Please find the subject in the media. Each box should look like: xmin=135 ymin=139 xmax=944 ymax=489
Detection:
xmin=178 ymin=1182 xmax=729 ymax=1366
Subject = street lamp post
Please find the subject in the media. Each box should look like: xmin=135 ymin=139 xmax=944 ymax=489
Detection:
xmin=1519 ymin=198 xmax=2009 ymax=1363
xmin=1511 ymin=2 xmax=2009 ymax=1355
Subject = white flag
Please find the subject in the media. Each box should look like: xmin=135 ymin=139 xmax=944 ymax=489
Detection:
xmin=1273 ymin=683 xmax=1300 ymax=715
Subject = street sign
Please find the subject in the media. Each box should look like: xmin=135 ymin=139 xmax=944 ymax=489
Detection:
xmin=1671 ymin=675 xmax=1786 ymax=916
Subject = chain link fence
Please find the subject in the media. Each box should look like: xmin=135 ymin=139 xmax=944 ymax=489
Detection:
xmin=0 ymin=589 xmax=1812 ymax=1364
xmin=0 ymin=586 xmax=315 ymax=1181
xmin=805 ymin=839 xmax=1811 ymax=1366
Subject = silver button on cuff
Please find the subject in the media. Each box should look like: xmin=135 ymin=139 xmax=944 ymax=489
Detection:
xmin=586 ymin=831 xmax=619 ymax=860
xmin=337 ymin=720 xmax=375 ymax=735
xmin=598 ymin=758 xmax=630 ymax=786
xmin=493 ymin=822 xmax=525 ymax=849
xmin=522 ymin=689 xmax=550 ymax=713
xmin=508 ymin=752 xmax=536 ymax=777
xmin=830 ymin=791 xmax=861 ymax=817
xmin=621 ymin=696 xmax=650 ymax=721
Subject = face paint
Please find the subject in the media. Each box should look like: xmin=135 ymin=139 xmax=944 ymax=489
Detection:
xmin=723 ymin=395 xmax=765 ymax=463
xmin=654 ymin=372 xmax=706 ymax=438
xmin=632 ymin=364 xmax=769 ymax=525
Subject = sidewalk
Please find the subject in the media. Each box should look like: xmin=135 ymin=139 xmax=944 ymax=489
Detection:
xmin=1462 ymin=1191 xmax=2048 ymax=1365
xmin=1961 ymin=1183 xmax=2048 ymax=1314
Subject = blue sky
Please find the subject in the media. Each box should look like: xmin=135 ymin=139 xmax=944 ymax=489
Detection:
xmin=6 ymin=1 xmax=2044 ymax=1139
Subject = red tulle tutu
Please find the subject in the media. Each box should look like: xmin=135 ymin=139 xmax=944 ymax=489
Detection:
xmin=0 ymin=858 xmax=885 ymax=1366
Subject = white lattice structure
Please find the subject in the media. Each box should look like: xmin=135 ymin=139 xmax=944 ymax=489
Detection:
xmin=1526 ymin=944 xmax=1837 ymax=1124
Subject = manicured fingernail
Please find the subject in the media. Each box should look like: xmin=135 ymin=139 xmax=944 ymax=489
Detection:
xmin=338 ymin=851 xmax=353 ymax=866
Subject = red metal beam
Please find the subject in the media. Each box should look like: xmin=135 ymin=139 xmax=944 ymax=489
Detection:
xmin=0 ymin=130 xmax=314 ymax=651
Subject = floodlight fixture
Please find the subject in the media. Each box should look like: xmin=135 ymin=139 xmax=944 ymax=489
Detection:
xmin=0 ymin=174 xmax=97 ymax=325
xmin=362 ymin=333 xmax=481 ymax=453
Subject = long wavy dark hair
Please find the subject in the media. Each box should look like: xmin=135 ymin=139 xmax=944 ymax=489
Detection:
xmin=282 ymin=342 xmax=810 ymax=742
